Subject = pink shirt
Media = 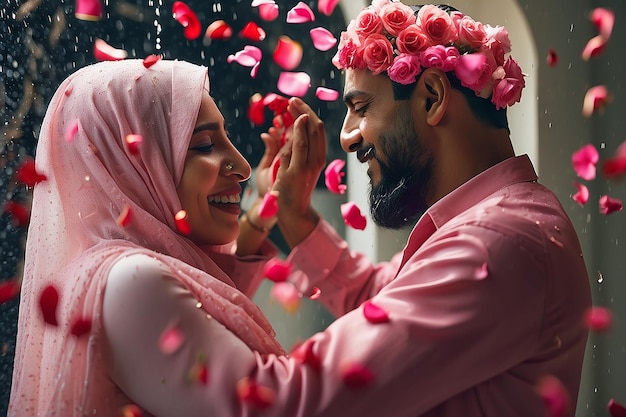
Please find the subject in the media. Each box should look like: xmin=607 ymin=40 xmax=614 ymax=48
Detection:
xmin=104 ymin=155 xmax=590 ymax=417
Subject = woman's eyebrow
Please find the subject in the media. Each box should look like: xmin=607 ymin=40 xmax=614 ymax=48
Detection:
xmin=192 ymin=122 xmax=221 ymax=134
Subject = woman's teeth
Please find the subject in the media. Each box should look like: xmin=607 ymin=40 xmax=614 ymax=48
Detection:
xmin=207 ymin=194 xmax=241 ymax=204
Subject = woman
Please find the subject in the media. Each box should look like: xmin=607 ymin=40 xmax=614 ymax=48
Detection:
xmin=9 ymin=59 xmax=284 ymax=416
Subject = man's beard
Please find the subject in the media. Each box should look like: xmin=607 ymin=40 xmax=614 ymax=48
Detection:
xmin=368 ymin=118 xmax=432 ymax=229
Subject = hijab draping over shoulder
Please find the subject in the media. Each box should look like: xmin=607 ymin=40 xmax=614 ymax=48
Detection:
xmin=9 ymin=59 xmax=283 ymax=416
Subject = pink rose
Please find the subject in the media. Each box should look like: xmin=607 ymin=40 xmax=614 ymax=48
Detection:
xmin=387 ymin=53 xmax=422 ymax=84
xmin=396 ymin=24 xmax=432 ymax=55
xmin=491 ymin=57 xmax=525 ymax=109
xmin=379 ymin=3 xmax=416 ymax=36
xmin=417 ymin=5 xmax=458 ymax=46
xmin=419 ymin=45 xmax=459 ymax=72
xmin=355 ymin=7 xmax=383 ymax=38
xmin=362 ymin=33 xmax=394 ymax=75
xmin=454 ymin=51 xmax=497 ymax=97
xmin=334 ymin=36 xmax=366 ymax=69
xmin=371 ymin=0 xmax=390 ymax=11
xmin=484 ymin=24 xmax=511 ymax=66
xmin=457 ymin=16 xmax=486 ymax=50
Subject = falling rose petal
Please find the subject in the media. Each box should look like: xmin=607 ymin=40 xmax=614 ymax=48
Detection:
xmin=309 ymin=286 xmax=321 ymax=300
xmin=39 ymin=284 xmax=59 ymax=326
xmin=159 ymin=325 xmax=185 ymax=354
xmin=252 ymin=0 xmax=280 ymax=21
xmin=273 ymin=36 xmax=303 ymax=70
xmin=316 ymin=87 xmax=339 ymax=102
xmin=175 ymin=210 xmax=192 ymax=235
xmin=572 ymin=182 xmax=589 ymax=206
xmin=583 ymin=306 xmax=613 ymax=332
xmin=258 ymin=191 xmax=279 ymax=218
xmin=581 ymin=35 xmax=606 ymax=61
xmin=65 ymin=120 xmax=79 ymax=142
xmin=16 ymin=158 xmax=47 ymax=187
xmin=341 ymin=202 xmax=367 ymax=230
xmin=602 ymin=141 xmax=626 ymax=179
xmin=251 ymin=62 xmax=260 ymax=79
xmin=75 ymin=0 xmax=102 ymax=21
xmin=475 ymin=262 xmax=488 ymax=279
xmin=277 ymin=71 xmax=311 ymax=97
xmin=247 ymin=93 xmax=266 ymax=126
xmin=363 ymin=300 xmax=389 ymax=324
xmin=546 ymin=48 xmax=558 ymax=67
xmin=237 ymin=377 xmax=275 ymax=409
xmin=125 ymin=134 xmax=143 ymax=155
xmin=269 ymin=155 xmax=280 ymax=185
xmin=70 ymin=317 xmax=92 ymax=337
xmin=240 ymin=21 xmax=266 ymax=42
xmin=582 ymin=85 xmax=611 ymax=117
xmin=287 ymin=2 xmax=315 ymax=23
xmin=3 ymin=201 xmax=30 ymax=228
xmin=271 ymin=281 xmax=301 ymax=313
xmin=535 ymin=375 xmax=570 ymax=417
xmin=205 ymin=20 xmax=233 ymax=40
xmin=187 ymin=354 xmax=209 ymax=385
xmin=142 ymin=54 xmax=162 ymax=68
xmin=571 ymin=144 xmax=598 ymax=181
xmin=609 ymin=399 xmax=626 ymax=417
xmin=93 ymin=38 xmax=128 ymax=61
xmin=310 ymin=27 xmax=337 ymax=51
xmin=121 ymin=404 xmax=143 ymax=417
xmin=341 ymin=362 xmax=374 ymax=388
xmin=172 ymin=1 xmax=201 ymax=40
xmin=116 ymin=205 xmax=132 ymax=228
xmin=599 ymin=195 xmax=623 ymax=215
xmin=290 ymin=339 xmax=321 ymax=371
xmin=227 ymin=45 xmax=263 ymax=68
xmin=263 ymin=258 xmax=292 ymax=282
xmin=317 ymin=0 xmax=340 ymax=16
xmin=591 ymin=7 xmax=615 ymax=41
xmin=324 ymin=159 xmax=346 ymax=194
xmin=0 ymin=279 xmax=20 ymax=305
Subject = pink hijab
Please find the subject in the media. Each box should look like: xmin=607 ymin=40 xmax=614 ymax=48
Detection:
xmin=9 ymin=59 xmax=283 ymax=416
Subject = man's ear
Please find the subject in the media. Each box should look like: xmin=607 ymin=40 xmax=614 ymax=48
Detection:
xmin=419 ymin=69 xmax=450 ymax=126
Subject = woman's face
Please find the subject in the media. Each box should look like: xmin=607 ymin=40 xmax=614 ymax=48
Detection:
xmin=176 ymin=91 xmax=251 ymax=246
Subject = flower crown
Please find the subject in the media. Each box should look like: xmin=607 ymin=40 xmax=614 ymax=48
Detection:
xmin=332 ymin=1 xmax=525 ymax=109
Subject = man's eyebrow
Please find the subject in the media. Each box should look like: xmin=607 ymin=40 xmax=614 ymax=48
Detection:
xmin=192 ymin=122 xmax=221 ymax=135
xmin=343 ymin=90 xmax=368 ymax=105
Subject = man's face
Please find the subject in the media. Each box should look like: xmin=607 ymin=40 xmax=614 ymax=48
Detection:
xmin=341 ymin=69 xmax=433 ymax=229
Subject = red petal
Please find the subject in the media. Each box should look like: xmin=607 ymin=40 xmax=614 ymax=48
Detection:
xmin=142 ymin=54 xmax=162 ymax=68
xmin=571 ymin=144 xmax=598 ymax=180
xmin=263 ymin=258 xmax=292 ymax=282
xmin=286 ymin=2 xmax=315 ymax=23
xmin=240 ymin=21 xmax=266 ymax=42
xmin=16 ymin=158 xmax=47 ymax=187
xmin=121 ymin=404 xmax=143 ymax=417
xmin=324 ymin=159 xmax=346 ymax=194
xmin=172 ymin=1 xmax=201 ymax=40
xmin=269 ymin=155 xmax=280 ymax=185
xmin=65 ymin=120 xmax=79 ymax=142
xmin=175 ymin=210 xmax=191 ymax=235
xmin=0 ymin=279 xmax=21 ymax=305
xmin=258 ymin=3 xmax=279 ymax=21
xmin=271 ymin=282 xmax=301 ymax=313
xmin=340 ymin=202 xmax=367 ymax=230
xmin=535 ymin=375 xmax=571 ymax=417
xmin=125 ymin=134 xmax=143 ymax=155
xmin=247 ymin=93 xmax=266 ymax=126
xmin=273 ymin=36 xmax=303 ymax=70
xmin=546 ymin=48 xmax=558 ymax=67
xmin=116 ymin=205 xmax=133 ymax=228
xmin=159 ymin=325 xmax=185 ymax=354
xmin=591 ymin=7 xmax=614 ymax=41
xmin=70 ymin=317 xmax=92 ymax=337
xmin=290 ymin=339 xmax=321 ymax=371
xmin=75 ymin=0 xmax=102 ymax=21
xmin=39 ymin=285 xmax=59 ymax=326
xmin=603 ymin=156 xmax=626 ymax=179
xmin=93 ymin=38 xmax=128 ymax=61
xmin=572 ymin=181 xmax=589 ymax=206
xmin=3 ymin=201 xmax=30 ymax=228
xmin=609 ymin=399 xmax=626 ymax=417
xmin=205 ymin=20 xmax=233 ymax=40
xmin=599 ymin=195 xmax=623 ymax=215
xmin=236 ymin=377 xmax=275 ymax=409
xmin=309 ymin=286 xmax=321 ymax=300
xmin=362 ymin=300 xmax=389 ymax=324
xmin=187 ymin=356 xmax=209 ymax=385
xmin=258 ymin=191 xmax=278 ymax=218
xmin=341 ymin=362 xmax=374 ymax=388
xmin=277 ymin=71 xmax=311 ymax=97
xmin=583 ymin=306 xmax=613 ymax=332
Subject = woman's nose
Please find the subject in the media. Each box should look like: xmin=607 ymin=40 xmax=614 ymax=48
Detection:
xmin=339 ymin=112 xmax=362 ymax=153
xmin=224 ymin=151 xmax=251 ymax=181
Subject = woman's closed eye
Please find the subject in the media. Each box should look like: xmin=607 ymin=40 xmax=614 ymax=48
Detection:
xmin=189 ymin=143 xmax=215 ymax=153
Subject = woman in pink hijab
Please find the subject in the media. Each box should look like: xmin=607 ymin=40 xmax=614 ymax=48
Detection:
xmin=9 ymin=59 xmax=284 ymax=416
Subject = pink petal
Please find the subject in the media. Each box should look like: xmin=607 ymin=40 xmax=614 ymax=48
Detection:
xmin=142 ymin=54 xmax=162 ymax=68
xmin=240 ymin=21 xmax=266 ymax=42
xmin=324 ymin=159 xmax=346 ymax=194
xmin=172 ymin=1 xmax=201 ymax=40
xmin=582 ymin=85 xmax=611 ymax=117
xmin=0 ymin=279 xmax=21 ymax=305
xmin=93 ymin=38 xmax=128 ymax=61
xmin=227 ymin=45 xmax=263 ymax=67
xmin=251 ymin=62 xmax=260 ymax=78
xmin=609 ymin=399 xmax=626 ymax=417
xmin=315 ymin=87 xmax=339 ymax=101
xmin=591 ymin=7 xmax=614 ymax=41
xmin=286 ymin=2 xmax=315 ymax=23
xmin=175 ymin=210 xmax=191 ymax=235
xmin=583 ymin=306 xmax=613 ymax=332
xmin=258 ymin=2 xmax=279 ymax=21
xmin=571 ymin=144 xmax=598 ymax=180
xmin=546 ymin=48 xmax=558 ymax=67
xmin=599 ymin=195 xmax=623 ymax=215
xmin=269 ymin=154 xmax=281 ymax=185
xmin=363 ymin=300 xmax=389 ymax=324
xmin=273 ymin=36 xmax=303 ymax=70
xmin=70 ymin=317 xmax=92 ymax=337
xmin=290 ymin=339 xmax=321 ymax=371
xmin=125 ymin=134 xmax=143 ymax=155
xmin=535 ymin=375 xmax=571 ymax=417
xmin=258 ymin=190 xmax=278 ymax=218
xmin=309 ymin=286 xmax=321 ymax=300
xmin=582 ymin=35 xmax=607 ymax=61
xmin=116 ymin=205 xmax=133 ymax=227
xmin=270 ymin=282 xmax=301 ymax=313
xmin=39 ymin=285 xmax=59 ymax=326
xmin=159 ymin=325 xmax=185 ymax=354
xmin=205 ymin=20 xmax=233 ymax=40
xmin=475 ymin=262 xmax=488 ymax=280
xmin=65 ymin=120 xmax=79 ymax=143
xmin=317 ymin=0 xmax=340 ymax=16
xmin=310 ymin=27 xmax=337 ymax=51
xmin=75 ymin=0 xmax=102 ymax=21
xmin=341 ymin=202 xmax=367 ymax=230
xmin=572 ymin=181 xmax=589 ymax=206
xmin=341 ymin=362 xmax=374 ymax=388
xmin=277 ymin=71 xmax=311 ymax=97
xmin=263 ymin=258 xmax=292 ymax=282
xmin=236 ymin=377 xmax=275 ymax=409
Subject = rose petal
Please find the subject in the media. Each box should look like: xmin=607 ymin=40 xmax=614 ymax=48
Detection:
xmin=572 ymin=181 xmax=589 ymax=206
xmin=258 ymin=2 xmax=279 ymax=21
xmin=535 ymin=375 xmax=571 ymax=417
xmin=475 ymin=262 xmax=488 ymax=280
xmin=582 ymin=85 xmax=611 ymax=117
xmin=16 ymin=158 xmax=47 ymax=187
xmin=70 ymin=317 xmax=92 ymax=337
xmin=236 ymin=377 xmax=275 ymax=409
xmin=271 ymin=281 xmax=301 ymax=313
xmin=310 ymin=27 xmax=338 ymax=51
xmin=582 ymin=35 xmax=607 ymax=61
xmin=268 ymin=154 xmax=281 ymax=185
xmin=247 ymin=93 xmax=266 ymax=126
xmin=175 ymin=210 xmax=191 ymax=235
xmin=599 ymin=195 xmax=623 ymax=215
xmin=187 ymin=356 xmax=209 ymax=385
xmin=227 ymin=45 xmax=263 ymax=67
xmin=258 ymin=190 xmax=278 ymax=218
xmin=273 ymin=36 xmax=303 ymax=70
xmin=341 ymin=362 xmax=374 ymax=388
xmin=583 ymin=306 xmax=613 ymax=332
xmin=290 ymin=339 xmax=321 ymax=371
xmin=591 ymin=7 xmax=614 ymax=41
xmin=39 ymin=284 xmax=59 ymax=326
xmin=609 ymin=399 xmax=626 ymax=417
xmin=125 ymin=134 xmax=143 ymax=155
xmin=309 ymin=286 xmax=321 ymax=300
xmin=546 ymin=48 xmax=558 ymax=67
xmin=277 ymin=71 xmax=311 ymax=97
xmin=93 ymin=38 xmax=128 ymax=61
xmin=205 ymin=20 xmax=233 ymax=40
xmin=3 ymin=201 xmax=30 ymax=228
xmin=363 ymin=300 xmax=389 ymax=324
xmin=602 ymin=141 xmax=626 ymax=179
xmin=75 ymin=0 xmax=102 ymax=21
xmin=263 ymin=258 xmax=292 ymax=282
xmin=0 ymin=279 xmax=21 ymax=305
xmin=287 ymin=2 xmax=315 ymax=23
xmin=172 ymin=1 xmax=201 ymax=40
xmin=315 ymin=86 xmax=339 ymax=101
xmin=159 ymin=325 xmax=185 ymax=354
xmin=341 ymin=202 xmax=367 ymax=230
xmin=317 ymin=0 xmax=340 ymax=16
xmin=121 ymin=404 xmax=143 ymax=417
xmin=65 ymin=120 xmax=79 ymax=143
xmin=116 ymin=205 xmax=132 ymax=227
xmin=142 ymin=54 xmax=162 ymax=68
xmin=240 ymin=21 xmax=266 ymax=42
xmin=571 ymin=144 xmax=598 ymax=180
xmin=324 ymin=159 xmax=346 ymax=194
